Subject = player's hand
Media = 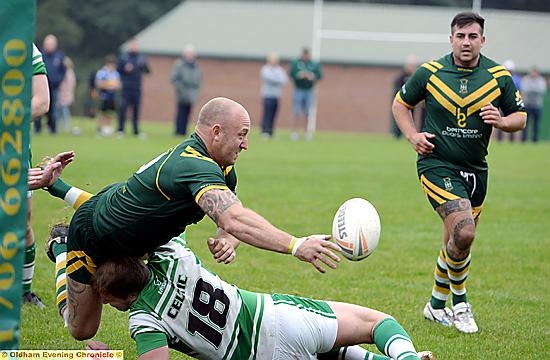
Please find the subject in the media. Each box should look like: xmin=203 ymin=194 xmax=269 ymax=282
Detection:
xmin=86 ymin=340 xmax=110 ymax=350
xmin=480 ymin=103 xmax=503 ymax=128
xmin=408 ymin=132 xmax=435 ymax=155
xmin=293 ymin=234 xmax=341 ymax=273
xmin=208 ymin=237 xmax=237 ymax=264
xmin=28 ymin=151 xmax=75 ymax=190
xmin=51 ymin=150 xmax=76 ymax=169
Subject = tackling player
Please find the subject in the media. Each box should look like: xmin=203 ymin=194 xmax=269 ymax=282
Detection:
xmin=43 ymin=97 xmax=342 ymax=341
xmin=392 ymin=12 xmax=526 ymax=333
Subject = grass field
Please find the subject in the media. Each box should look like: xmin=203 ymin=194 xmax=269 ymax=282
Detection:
xmin=20 ymin=118 xmax=550 ymax=359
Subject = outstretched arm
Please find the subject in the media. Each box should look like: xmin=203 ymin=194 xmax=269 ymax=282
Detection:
xmin=198 ymin=188 xmax=341 ymax=273
xmin=45 ymin=177 xmax=93 ymax=210
xmin=28 ymin=151 xmax=75 ymax=190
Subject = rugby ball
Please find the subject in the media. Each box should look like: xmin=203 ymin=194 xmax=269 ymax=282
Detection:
xmin=332 ymin=198 xmax=381 ymax=261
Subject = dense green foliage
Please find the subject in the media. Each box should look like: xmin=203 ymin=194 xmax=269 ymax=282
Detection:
xmin=21 ymin=120 xmax=550 ymax=359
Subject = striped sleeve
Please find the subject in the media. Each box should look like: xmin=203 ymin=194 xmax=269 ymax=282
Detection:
xmin=134 ymin=331 xmax=168 ymax=356
xmin=32 ymin=43 xmax=47 ymax=75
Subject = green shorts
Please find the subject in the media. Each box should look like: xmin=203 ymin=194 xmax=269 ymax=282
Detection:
xmin=419 ymin=167 xmax=488 ymax=220
xmin=67 ymin=193 xmax=114 ymax=284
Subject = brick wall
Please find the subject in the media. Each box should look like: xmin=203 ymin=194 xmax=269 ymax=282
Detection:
xmin=141 ymin=56 xmax=409 ymax=134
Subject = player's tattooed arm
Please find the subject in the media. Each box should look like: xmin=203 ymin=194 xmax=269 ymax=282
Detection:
xmin=436 ymin=199 xmax=471 ymax=219
xmin=198 ymin=188 xmax=241 ymax=223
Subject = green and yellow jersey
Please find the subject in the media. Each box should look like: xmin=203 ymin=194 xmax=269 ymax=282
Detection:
xmin=91 ymin=133 xmax=237 ymax=258
xmin=396 ymin=53 xmax=526 ymax=172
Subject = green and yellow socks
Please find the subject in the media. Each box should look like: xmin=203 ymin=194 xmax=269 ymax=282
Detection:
xmin=51 ymin=240 xmax=68 ymax=323
xmin=430 ymin=247 xmax=471 ymax=308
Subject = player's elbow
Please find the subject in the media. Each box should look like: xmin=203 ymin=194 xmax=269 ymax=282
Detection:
xmin=32 ymin=96 xmax=50 ymax=120
xmin=519 ymin=115 xmax=527 ymax=130
xmin=69 ymin=326 xmax=97 ymax=341
xmin=217 ymin=215 xmax=241 ymax=236
xmin=216 ymin=208 xmax=245 ymax=238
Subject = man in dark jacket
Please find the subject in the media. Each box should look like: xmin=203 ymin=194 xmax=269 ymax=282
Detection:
xmin=116 ymin=38 xmax=150 ymax=137
xmin=35 ymin=34 xmax=65 ymax=134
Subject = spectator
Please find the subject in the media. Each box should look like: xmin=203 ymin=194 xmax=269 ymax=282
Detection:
xmin=289 ymin=47 xmax=322 ymax=140
xmin=260 ymin=52 xmax=288 ymax=138
xmin=521 ymin=66 xmax=547 ymax=143
xmin=496 ymin=59 xmax=521 ymax=142
xmin=35 ymin=34 xmax=65 ymax=134
xmin=391 ymin=55 xmax=419 ymax=139
xmin=170 ymin=44 xmax=202 ymax=136
xmin=56 ymin=56 xmax=76 ymax=133
xmin=117 ymin=37 xmax=150 ymax=138
xmin=95 ymin=55 xmax=121 ymax=136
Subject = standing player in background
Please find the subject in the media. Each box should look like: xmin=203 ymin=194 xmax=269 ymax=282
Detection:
xmin=24 ymin=44 xmax=75 ymax=307
xmin=83 ymin=234 xmax=434 ymax=360
xmin=22 ymin=43 xmax=51 ymax=308
xmin=43 ymin=97 xmax=341 ymax=341
xmin=392 ymin=12 xmax=526 ymax=333
xmin=289 ymin=47 xmax=322 ymax=141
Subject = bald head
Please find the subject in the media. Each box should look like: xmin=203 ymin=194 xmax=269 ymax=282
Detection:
xmin=183 ymin=44 xmax=196 ymax=61
xmin=127 ymin=38 xmax=139 ymax=53
xmin=195 ymin=97 xmax=250 ymax=167
xmin=43 ymin=34 xmax=58 ymax=53
xmin=197 ymin=97 xmax=247 ymax=128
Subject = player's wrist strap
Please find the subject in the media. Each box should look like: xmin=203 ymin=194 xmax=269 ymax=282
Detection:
xmin=287 ymin=236 xmax=306 ymax=256
xmin=46 ymin=178 xmax=71 ymax=197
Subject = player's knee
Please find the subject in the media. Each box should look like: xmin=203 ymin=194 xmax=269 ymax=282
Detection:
xmin=454 ymin=225 xmax=475 ymax=250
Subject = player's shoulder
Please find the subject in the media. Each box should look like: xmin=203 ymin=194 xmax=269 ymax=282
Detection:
xmin=175 ymin=136 xmax=221 ymax=170
xmin=32 ymin=43 xmax=47 ymax=75
xmin=479 ymin=55 xmax=512 ymax=79
xmin=419 ymin=54 xmax=451 ymax=74
xmin=32 ymin=43 xmax=42 ymax=57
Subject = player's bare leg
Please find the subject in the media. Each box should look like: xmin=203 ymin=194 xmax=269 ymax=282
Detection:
xmin=22 ymin=197 xmax=45 ymax=308
xmin=328 ymin=301 xmax=430 ymax=359
xmin=437 ymin=199 xmax=478 ymax=333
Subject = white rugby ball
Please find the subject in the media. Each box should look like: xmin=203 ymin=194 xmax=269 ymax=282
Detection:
xmin=332 ymin=198 xmax=381 ymax=261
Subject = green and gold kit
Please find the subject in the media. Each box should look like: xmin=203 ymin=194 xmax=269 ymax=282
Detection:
xmin=67 ymin=133 xmax=236 ymax=282
xmin=396 ymin=53 xmax=526 ymax=173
